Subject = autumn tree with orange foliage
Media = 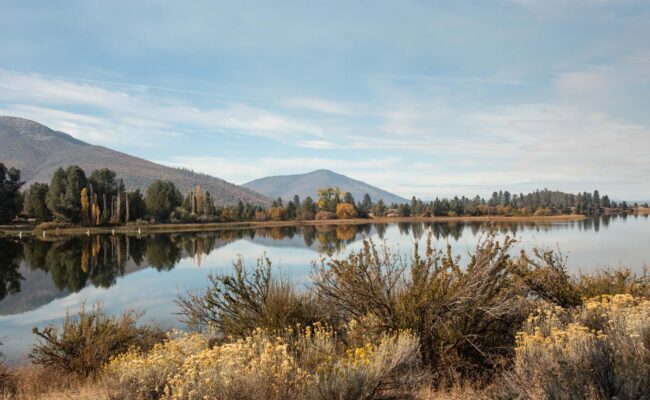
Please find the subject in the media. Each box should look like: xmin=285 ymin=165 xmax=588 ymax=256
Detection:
xmin=267 ymin=207 xmax=286 ymax=221
xmin=335 ymin=203 xmax=358 ymax=219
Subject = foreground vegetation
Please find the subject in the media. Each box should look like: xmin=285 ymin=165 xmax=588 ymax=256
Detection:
xmin=1 ymin=234 xmax=649 ymax=399
xmin=2 ymin=163 xmax=644 ymax=232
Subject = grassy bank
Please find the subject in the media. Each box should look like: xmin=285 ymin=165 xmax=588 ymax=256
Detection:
xmin=2 ymin=235 xmax=649 ymax=399
xmin=0 ymin=214 xmax=589 ymax=238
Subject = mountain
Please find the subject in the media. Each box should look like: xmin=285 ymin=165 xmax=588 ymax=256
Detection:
xmin=244 ymin=169 xmax=408 ymax=204
xmin=0 ymin=116 xmax=270 ymax=206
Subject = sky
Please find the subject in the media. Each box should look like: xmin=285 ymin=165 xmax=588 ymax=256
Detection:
xmin=0 ymin=0 xmax=649 ymax=201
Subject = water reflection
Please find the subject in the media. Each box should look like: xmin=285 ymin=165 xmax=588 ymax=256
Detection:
xmin=1 ymin=215 xmax=648 ymax=362
xmin=0 ymin=215 xmax=648 ymax=312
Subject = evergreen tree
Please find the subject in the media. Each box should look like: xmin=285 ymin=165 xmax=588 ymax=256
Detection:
xmin=46 ymin=167 xmax=67 ymax=219
xmin=23 ymin=182 xmax=50 ymax=220
xmin=127 ymin=189 xmax=147 ymax=221
xmin=145 ymin=180 xmax=182 ymax=222
xmin=343 ymin=192 xmax=355 ymax=205
xmin=0 ymin=163 xmax=23 ymax=223
xmin=46 ymin=166 xmax=86 ymax=222
xmin=372 ymin=199 xmax=386 ymax=217
xmin=284 ymin=201 xmax=297 ymax=220
xmin=360 ymin=193 xmax=372 ymax=212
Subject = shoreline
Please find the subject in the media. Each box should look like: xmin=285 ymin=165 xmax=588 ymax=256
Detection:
xmin=0 ymin=214 xmax=592 ymax=238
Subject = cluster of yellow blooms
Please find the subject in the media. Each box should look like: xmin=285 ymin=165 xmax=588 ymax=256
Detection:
xmin=106 ymin=323 xmax=418 ymax=400
xmin=515 ymin=294 xmax=650 ymax=366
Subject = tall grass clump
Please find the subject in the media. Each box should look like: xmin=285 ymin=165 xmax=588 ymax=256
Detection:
xmin=106 ymin=324 xmax=422 ymax=400
xmin=176 ymin=255 xmax=318 ymax=336
xmin=30 ymin=304 xmax=165 ymax=377
xmin=576 ymin=266 xmax=650 ymax=299
xmin=511 ymin=294 xmax=650 ymax=399
xmin=0 ymin=344 xmax=17 ymax=398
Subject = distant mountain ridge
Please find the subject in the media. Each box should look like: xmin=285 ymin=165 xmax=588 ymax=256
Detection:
xmin=0 ymin=116 xmax=270 ymax=206
xmin=244 ymin=169 xmax=407 ymax=204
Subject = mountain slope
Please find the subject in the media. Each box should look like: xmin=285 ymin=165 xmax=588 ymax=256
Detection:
xmin=244 ymin=169 xmax=407 ymax=204
xmin=0 ymin=116 xmax=270 ymax=206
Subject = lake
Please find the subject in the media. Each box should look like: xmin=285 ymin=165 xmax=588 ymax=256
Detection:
xmin=1 ymin=214 xmax=649 ymax=362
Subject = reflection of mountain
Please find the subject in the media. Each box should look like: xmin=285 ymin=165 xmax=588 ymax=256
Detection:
xmin=0 ymin=262 xmax=68 ymax=315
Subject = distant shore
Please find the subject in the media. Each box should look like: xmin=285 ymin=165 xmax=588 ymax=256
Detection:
xmin=0 ymin=213 xmax=598 ymax=238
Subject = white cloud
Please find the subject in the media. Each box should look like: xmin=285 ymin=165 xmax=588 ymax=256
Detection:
xmin=0 ymin=69 xmax=323 ymax=145
xmin=281 ymin=97 xmax=365 ymax=116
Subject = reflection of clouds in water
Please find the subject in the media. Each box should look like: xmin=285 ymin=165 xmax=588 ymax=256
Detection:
xmin=1 ymin=217 xmax=648 ymax=362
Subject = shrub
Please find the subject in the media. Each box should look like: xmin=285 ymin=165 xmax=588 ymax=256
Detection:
xmin=30 ymin=304 xmax=165 ymax=377
xmin=314 ymin=211 xmax=335 ymax=220
xmin=312 ymin=234 xmax=529 ymax=379
xmin=511 ymin=247 xmax=582 ymax=308
xmin=296 ymin=210 xmax=315 ymax=221
xmin=106 ymin=325 xmax=422 ymax=400
xmin=511 ymin=294 xmax=650 ymax=399
xmin=533 ymin=208 xmax=552 ymax=216
xmin=106 ymin=332 xmax=208 ymax=400
xmin=176 ymin=255 xmax=318 ymax=336
xmin=170 ymin=207 xmax=196 ymax=223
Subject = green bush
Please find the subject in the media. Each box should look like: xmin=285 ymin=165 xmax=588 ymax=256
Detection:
xmin=30 ymin=304 xmax=165 ymax=377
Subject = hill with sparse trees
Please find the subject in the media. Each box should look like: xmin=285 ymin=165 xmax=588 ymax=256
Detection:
xmin=0 ymin=116 xmax=270 ymax=207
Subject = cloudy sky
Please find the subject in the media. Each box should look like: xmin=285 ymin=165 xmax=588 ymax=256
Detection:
xmin=1 ymin=0 xmax=649 ymax=200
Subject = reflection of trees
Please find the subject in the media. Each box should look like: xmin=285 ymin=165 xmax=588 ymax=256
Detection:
xmin=0 ymin=239 xmax=23 ymax=301
xmin=335 ymin=225 xmax=357 ymax=241
xmin=429 ymin=223 xmax=463 ymax=241
xmin=7 ymin=215 xmax=626 ymax=298
xmin=315 ymin=227 xmax=344 ymax=256
xmin=128 ymin=236 xmax=147 ymax=266
xmin=21 ymin=236 xmax=129 ymax=292
xmin=85 ymin=236 xmax=127 ymax=288
xmin=302 ymin=226 xmax=316 ymax=247
xmin=410 ymin=222 xmax=424 ymax=241
xmin=374 ymin=224 xmax=387 ymax=240
xmin=397 ymin=222 xmax=411 ymax=236
xmin=44 ymin=239 xmax=87 ymax=292
xmin=145 ymin=235 xmax=182 ymax=271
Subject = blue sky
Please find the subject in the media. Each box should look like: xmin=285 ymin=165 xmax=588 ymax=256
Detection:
xmin=0 ymin=0 xmax=649 ymax=200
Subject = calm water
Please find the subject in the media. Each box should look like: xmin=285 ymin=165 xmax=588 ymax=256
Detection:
xmin=1 ymin=215 xmax=649 ymax=362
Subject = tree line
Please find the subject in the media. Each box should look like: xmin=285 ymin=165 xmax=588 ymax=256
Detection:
xmin=0 ymin=162 xmax=645 ymax=225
